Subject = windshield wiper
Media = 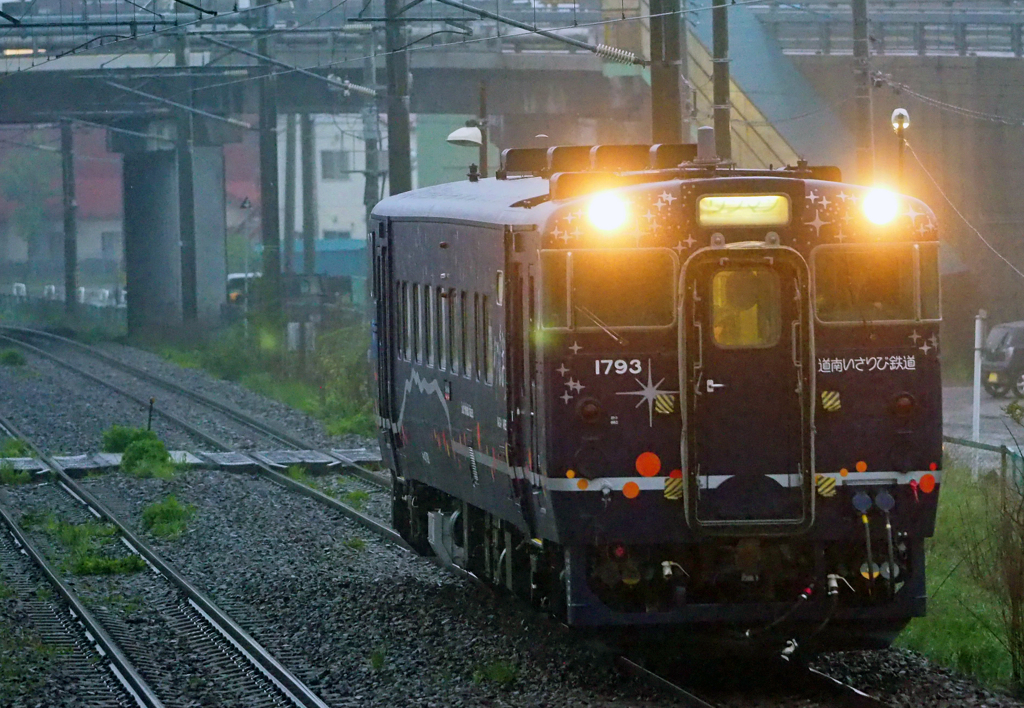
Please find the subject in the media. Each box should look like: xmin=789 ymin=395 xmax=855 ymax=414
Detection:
xmin=575 ymin=305 xmax=627 ymax=346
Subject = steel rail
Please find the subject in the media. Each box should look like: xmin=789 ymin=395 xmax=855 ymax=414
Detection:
xmin=0 ymin=500 xmax=165 ymax=708
xmin=0 ymin=411 xmax=332 ymax=708
xmin=614 ymin=656 xmax=721 ymax=707
xmin=0 ymin=325 xmax=388 ymax=488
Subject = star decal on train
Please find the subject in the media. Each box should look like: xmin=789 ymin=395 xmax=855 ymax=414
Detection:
xmin=616 ymin=360 xmax=679 ymax=427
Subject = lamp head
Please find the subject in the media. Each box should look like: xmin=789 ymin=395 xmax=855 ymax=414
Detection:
xmin=891 ymin=108 xmax=910 ymax=133
xmin=447 ymin=125 xmax=483 ymax=147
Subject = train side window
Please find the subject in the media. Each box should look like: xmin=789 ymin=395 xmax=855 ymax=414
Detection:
xmin=918 ymin=244 xmax=941 ymax=321
xmin=474 ymin=293 xmax=481 ymax=381
xmin=412 ymin=284 xmax=421 ymax=363
xmin=395 ymin=281 xmax=403 ymax=360
xmin=449 ymin=289 xmax=459 ymax=375
xmin=439 ymin=289 xmax=447 ymax=371
xmin=482 ymin=295 xmax=493 ymax=385
xmin=711 ymin=268 xmax=781 ymax=348
xmin=428 ymin=286 xmax=437 ymax=367
xmin=403 ymin=281 xmax=411 ymax=361
xmin=461 ymin=291 xmax=472 ymax=379
xmin=540 ymin=251 xmax=568 ymax=328
xmin=495 ymin=271 xmax=504 ymax=307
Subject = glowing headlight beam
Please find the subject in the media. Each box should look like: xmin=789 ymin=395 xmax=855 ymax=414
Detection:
xmin=587 ymin=192 xmax=630 ymax=232
xmin=862 ymin=188 xmax=900 ymax=225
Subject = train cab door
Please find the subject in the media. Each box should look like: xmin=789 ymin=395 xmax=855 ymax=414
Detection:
xmin=681 ymin=247 xmax=813 ymax=532
xmin=372 ymin=221 xmax=401 ymax=459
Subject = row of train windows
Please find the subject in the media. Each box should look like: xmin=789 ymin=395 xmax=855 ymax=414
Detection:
xmin=396 ymin=282 xmax=494 ymax=385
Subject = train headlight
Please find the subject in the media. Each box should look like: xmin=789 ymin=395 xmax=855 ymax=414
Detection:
xmin=862 ymin=188 xmax=900 ymax=225
xmin=587 ymin=191 xmax=630 ymax=232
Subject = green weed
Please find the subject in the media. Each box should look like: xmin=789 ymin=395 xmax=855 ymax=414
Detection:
xmin=286 ymin=465 xmax=310 ymax=483
xmin=0 ymin=438 xmax=31 ymax=458
xmin=471 ymin=660 xmax=517 ymax=687
xmin=43 ymin=519 xmax=143 ymax=577
xmin=0 ymin=462 xmax=30 ymax=485
xmin=343 ymin=537 xmax=366 ymax=551
xmin=369 ymin=645 xmax=386 ymax=671
xmin=897 ymin=463 xmax=1016 ymax=689
xmin=343 ymin=490 xmax=370 ymax=511
xmin=142 ymin=496 xmax=195 ymax=538
xmin=0 ymin=348 xmax=26 ymax=366
xmin=102 ymin=425 xmax=158 ymax=454
xmin=121 ymin=437 xmax=175 ymax=479
xmin=0 ymin=582 xmax=13 ymax=599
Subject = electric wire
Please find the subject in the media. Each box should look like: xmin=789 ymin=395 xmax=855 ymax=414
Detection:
xmin=906 ymin=140 xmax=1024 ymax=280
xmin=876 ymin=72 xmax=1024 ymax=127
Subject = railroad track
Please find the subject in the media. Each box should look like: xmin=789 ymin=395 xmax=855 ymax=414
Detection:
xmin=0 ymin=326 xmax=888 ymax=707
xmin=0 ymin=414 xmax=332 ymax=708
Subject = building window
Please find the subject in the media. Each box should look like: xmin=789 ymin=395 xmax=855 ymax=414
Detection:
xmin=322 ymin=230 xmax=351 ymax=240
xmin=321 ymin=150 xmax=350 ymax=180
xmin=101 ymin=231 xmax=121 ymax=260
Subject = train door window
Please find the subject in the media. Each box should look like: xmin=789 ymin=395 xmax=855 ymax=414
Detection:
xmin=461 ymin=291 xmax=471 ymax=379
xmin=482 ymin=295 xmax=493 ymax=385
xmin=425 ymin=284 xmax=434 ymax=368
xmin=711 ymin=268 xmax=781 ymax=348
xmin=495 ymin=271 xmax=504 ymax=306
xmin=439 ymin=289 xmax=447 ymax=372
xmin=918 ymin=244 xmax=941 ymax=321
xmin=540 ymin=251 xmax=568 ymax=328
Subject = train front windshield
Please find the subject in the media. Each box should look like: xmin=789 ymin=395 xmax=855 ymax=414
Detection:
xmin=541 ymin=249 xmax=675 ymax=329
xmin=814 ymin=244 xmax=940 ymax=324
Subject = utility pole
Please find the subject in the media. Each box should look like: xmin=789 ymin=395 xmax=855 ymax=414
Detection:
xmin=283 ymin=114 xmax=297 ymax=275
xmin=60 ymin=120 xmax=77 ymax=318
xmin=384 ymin=0 xmax=412 ymax=194
xmin=175 ymin=30 xmax=197 ymax=322
xmin=712 ymin=0 xmax=731 ymax=160
xmin=258 ymin=0 xmax=281 ymax=316
xmin=852 ymin=0 xmax=874 ymax=184
xmin=478 ymin=81 xmax=488 ymax=177
xmin=300 ymin=113 xmax=318 ymax=276
xmin=649 ymin=0 xmax=683 ymax=144
xmin=362 ymin=31 xmax=381 ymax=232
xmin=680 ymin=0 xmax=691 ymax=141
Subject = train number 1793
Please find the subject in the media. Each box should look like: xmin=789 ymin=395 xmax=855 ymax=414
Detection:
xmin=595 ymin=359 xmax=642 ymax=375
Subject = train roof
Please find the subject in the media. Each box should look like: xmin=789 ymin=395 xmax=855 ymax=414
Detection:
xmin=371 ymin=176 xmax=553 ymax=228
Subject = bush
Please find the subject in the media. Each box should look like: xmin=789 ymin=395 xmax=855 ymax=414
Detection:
xmin=121 ymin=437 xmax=174 ymax=479
xmin=0 ymin=348 xmax=26 ymax=366
xmin=102 ymin=425 xmax=158 ymax=453
xmin=0 ymin=462 xmax=30 ymax=485
xmin=0 ymin=438 xmax=31 ymax=458
xmin=142 ymin=496 xmax=195 ymax=538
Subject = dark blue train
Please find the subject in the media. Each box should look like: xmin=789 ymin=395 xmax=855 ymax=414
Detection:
xmin=369 ymin=140 xmax=942 ymax=653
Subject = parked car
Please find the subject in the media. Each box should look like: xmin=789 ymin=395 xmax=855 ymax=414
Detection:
xmin=982 ymin=321 xmax=1024 ymax=397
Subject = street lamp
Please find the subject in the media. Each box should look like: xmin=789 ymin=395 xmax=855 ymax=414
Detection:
xmin=891 ymin=108 xmax=910 ymax=190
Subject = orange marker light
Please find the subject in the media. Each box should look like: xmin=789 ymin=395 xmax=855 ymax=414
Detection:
xmin=840 ymin=468 xmax=849 ymax=477
xmin=856 ymin=461 xmax=868 ymax=473
xmin=622 ymin=481 xmax=640 ymax=499
xmin=929 ymin=462 xmax=937 ymax=471
xmin=577 ymin=479 xmax=589 ymax=491
xmin=919 ymin=474 xmax=936 ymax=494
xmin=635 ymin=452 xmax=661 ymax=477
xmin=669 ymin=469 xmax=682 ymax=479
xmin=566 ymin=469 xmax=576 ymax=479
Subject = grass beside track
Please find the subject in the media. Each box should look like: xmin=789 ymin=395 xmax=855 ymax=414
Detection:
xmin=897 ymin=462 xmax=1017 ymax=691
xmin=148 ymin=321 xmax=375 ymax=438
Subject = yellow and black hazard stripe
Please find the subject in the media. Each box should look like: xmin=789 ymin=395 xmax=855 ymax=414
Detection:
xmin=654 ymin=394 xmax=676 ymax=415
xmin=816 ymin=474 xmax=837 ymax=497
xmin=664 ymin=476 xmax=684 ymax=500
xmin=820 ymin=390 xmax=841 ymax=412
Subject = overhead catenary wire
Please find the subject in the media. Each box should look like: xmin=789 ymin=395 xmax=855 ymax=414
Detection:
xmin=906 ymin=140 xmax=1024 ymax=281
xmin=875 ymin=72 xmax=1024 ymax=127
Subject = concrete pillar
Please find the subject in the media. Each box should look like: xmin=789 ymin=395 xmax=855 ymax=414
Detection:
xmin=120 ymin=136 xmax=227 ymax=335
